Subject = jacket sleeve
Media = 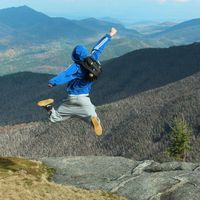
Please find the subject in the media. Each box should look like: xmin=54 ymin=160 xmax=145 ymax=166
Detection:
xmin=91 ymin=33 xmax=112 ymax=61
xmin=48 ymin=64 xmax=78 ymax=85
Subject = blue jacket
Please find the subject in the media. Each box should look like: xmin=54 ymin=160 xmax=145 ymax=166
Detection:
xmin=48 ymin=34 xmax=112 ymax=95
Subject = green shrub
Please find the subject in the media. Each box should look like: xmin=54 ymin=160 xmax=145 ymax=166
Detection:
xmin=167 ymin=115 xmax=192 ymax=161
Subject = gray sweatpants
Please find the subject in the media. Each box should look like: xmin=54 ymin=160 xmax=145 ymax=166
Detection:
xmin=49 ymin=96 xmax=97 ymax=123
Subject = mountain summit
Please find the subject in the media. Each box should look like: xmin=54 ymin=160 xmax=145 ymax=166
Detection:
xmin=0 ymin=5 xmax=50 ymax=28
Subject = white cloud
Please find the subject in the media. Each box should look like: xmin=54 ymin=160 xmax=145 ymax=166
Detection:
xmin=174 ymin=0 xmax=190 ymax=2
xmin=157 ymin=0 xmax=190 ymax=3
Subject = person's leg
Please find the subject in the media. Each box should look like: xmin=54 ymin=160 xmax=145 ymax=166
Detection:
xmin=70 ymin=96 xmax=102 ymax=136
xmin=38 ymin=97 xmax=102 ymax=135
xmin=48 ymin=96 xmax=89 ymax=123
xmin=49 ymin=107 xmax=70 ymax=122
xmin=48 ymin=97 xmax=84 ymax=122
xmin=37 ymin=98 xmax=70 ymax=122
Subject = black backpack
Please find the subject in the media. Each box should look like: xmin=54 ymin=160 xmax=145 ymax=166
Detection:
xmin=76 ymin=56 xmax=102 ymax=81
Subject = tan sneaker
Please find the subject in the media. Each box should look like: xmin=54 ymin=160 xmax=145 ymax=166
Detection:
xmin=91 ymin=116 xmax=103 ymax=136
xmin=37 ymin=99 xmax=54 ymax=107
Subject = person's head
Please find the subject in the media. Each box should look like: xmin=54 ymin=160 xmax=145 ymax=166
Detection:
xmin=72 ymin=45 xmax=88 ymax=62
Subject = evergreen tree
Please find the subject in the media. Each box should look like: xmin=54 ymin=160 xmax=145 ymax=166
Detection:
xmin=167 ymin=116 xmax=192 ymax=161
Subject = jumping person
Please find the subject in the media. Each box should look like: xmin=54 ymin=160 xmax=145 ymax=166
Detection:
xmin=37 ymin=27 xmax=117 ymax=136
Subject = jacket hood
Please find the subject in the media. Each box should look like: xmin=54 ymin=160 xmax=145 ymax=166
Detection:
xmin=72 ymin=45 xmax=88 ymax=62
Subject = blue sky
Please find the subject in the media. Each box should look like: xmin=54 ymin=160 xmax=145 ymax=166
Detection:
xmin=0 ymin=0 xmax=200 ymax=23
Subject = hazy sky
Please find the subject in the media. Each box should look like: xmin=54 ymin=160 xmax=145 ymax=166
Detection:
xmin=0 ymin=0 xmax=200 ymax=22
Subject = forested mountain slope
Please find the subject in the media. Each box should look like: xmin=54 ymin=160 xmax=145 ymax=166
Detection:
xmin=1 ymin=72 xmax=200 ymax=162
xmin=1 ymin=42 xmax=200 ymax=124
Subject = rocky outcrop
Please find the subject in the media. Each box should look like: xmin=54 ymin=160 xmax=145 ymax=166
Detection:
xmin=0 ymin=157 xmax=126 ymax=200
xmin=41 ymin=156 xmax=200 ymax=200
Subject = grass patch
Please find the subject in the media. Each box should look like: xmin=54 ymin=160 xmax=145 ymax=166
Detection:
xmin=0 ymin=157 xmax=54 ymax=179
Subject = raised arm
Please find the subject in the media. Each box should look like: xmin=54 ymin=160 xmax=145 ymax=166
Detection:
xmin=48 ymin=64 xmax=78 ymax=86
xmin=91 ymin=27 xmax=117 ymax=61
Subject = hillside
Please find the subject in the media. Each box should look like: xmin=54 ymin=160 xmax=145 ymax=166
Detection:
xmin=1 ymin=42 xmax=200 ymax=124
xmin=0 ymin=72 xmax=200 ymax=162
xmin=92 ymin=42 xmax=200 ymax=104
xmin=0 ymin=157 xmax=125 ymax=200
xmin=0 ymin=6 xmax=159 ymax=75
xmin=0 ymin=72 xmax=66 ymax=124
xmin=129 ymin=21 xmax=176 ymax=34
xmin=1 ymin=6 xmax=200 ymax=75
xmin=0 ymin=6 xmax=139 ymax=47
xmin=152 ymin=18 xmax=200 ymax=43
xmin=0 ymin=38 xmax=165 ymax=76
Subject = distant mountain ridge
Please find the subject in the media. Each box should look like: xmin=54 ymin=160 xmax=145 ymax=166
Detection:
xmin=0 ymin=6 xmax=140 ymax=46
xmin=100 ymin=17 xmax=122 ymax=24
xmin=1 ymin=6 xmax=200 ymax=76
xmin=0 ymin=6 xmax=50 ymax=28
xmin=152 ymin=18 xmax=200 ymax=43
xmin=164 ymin=18 xmax=200 ymax=32
xmin=1 ymin=6 xmax=200 ymax=49
xmin=128 ymin=21 xmax=176 ymax=34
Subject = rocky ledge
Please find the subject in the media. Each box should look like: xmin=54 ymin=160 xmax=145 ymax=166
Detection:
xmin=41 ymin=156 xmax=200 ymax=200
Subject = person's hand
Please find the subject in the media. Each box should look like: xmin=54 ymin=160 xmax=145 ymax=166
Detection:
xmin=109 ymin=27 xmax=117 ymax=37
xmin=48 ymin=84 xmax=54 ymax=88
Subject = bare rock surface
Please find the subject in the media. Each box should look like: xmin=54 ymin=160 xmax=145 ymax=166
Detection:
xmin=41 ymin=156 xmax=200 ymax=200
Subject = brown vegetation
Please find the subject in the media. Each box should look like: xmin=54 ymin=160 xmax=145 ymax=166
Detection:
xmin=0 ymin=157 xmax=126 ymax=200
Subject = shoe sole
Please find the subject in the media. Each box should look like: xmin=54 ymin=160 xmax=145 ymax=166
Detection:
xmin=37 ymin=99 xmax=54 ymax=107
xmin=91 ymin=116 xmax=102 ymax=136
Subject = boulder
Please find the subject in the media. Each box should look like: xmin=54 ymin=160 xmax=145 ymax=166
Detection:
xmin=41 ymin=156 xmax=200 ymax=200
